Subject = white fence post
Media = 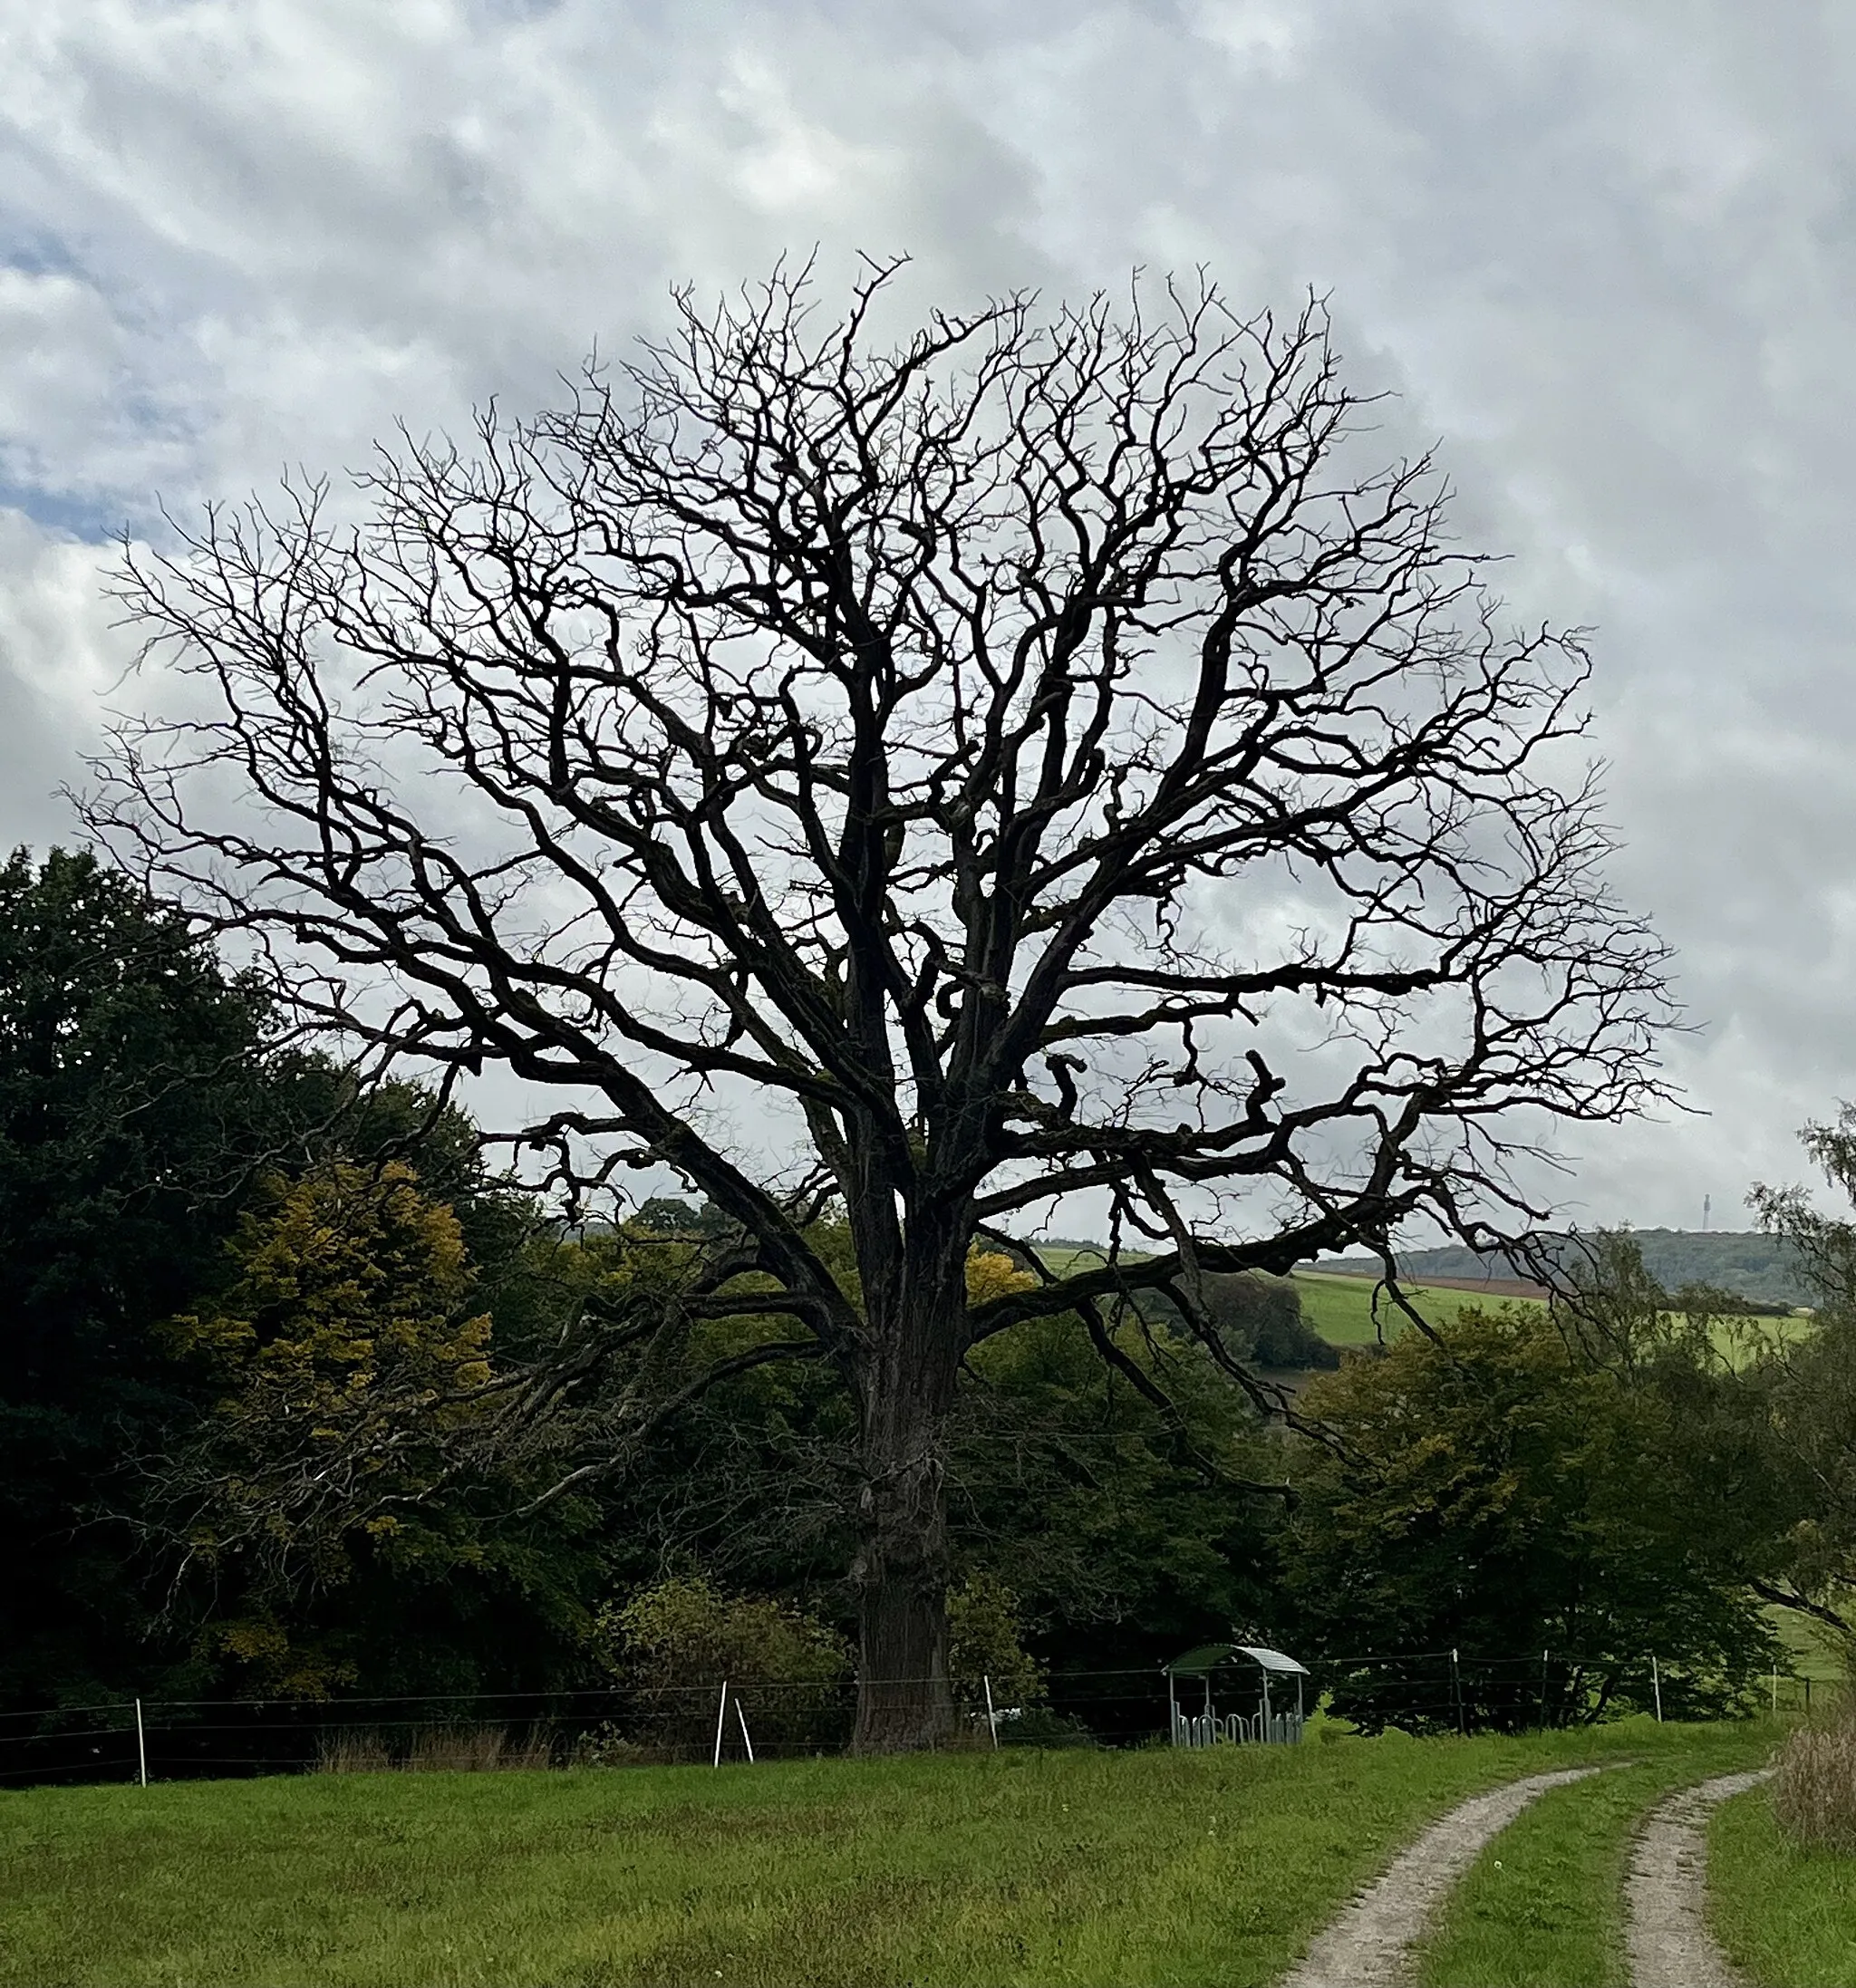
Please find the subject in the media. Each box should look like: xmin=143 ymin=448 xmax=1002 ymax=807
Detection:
xmin=1651 ymin=1654 xmax=1663 ymax=1723
xmin=712 ymin=1681 xmax=729 ymax=1768
xmin=982 ymin=1674 xmax=1000 ymax=1749
xmin=135 ymin=1698 xmax=148 ymax=1787
xmin=734 ymin=1695 xmax=755 ymax=1764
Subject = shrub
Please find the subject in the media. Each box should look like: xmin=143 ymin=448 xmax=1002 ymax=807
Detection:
xmin=1136 ymin=1271 xmax=1338 ymax=1370
xmin=947 ymin=1572 xmax=1045 ymax=1715
xmin=594 ymin=1575 xmax=850 ymax=1755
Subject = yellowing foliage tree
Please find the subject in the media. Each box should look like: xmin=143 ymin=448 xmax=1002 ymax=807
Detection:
xmin=159 ymin=1163 xmax=495 ymax=1691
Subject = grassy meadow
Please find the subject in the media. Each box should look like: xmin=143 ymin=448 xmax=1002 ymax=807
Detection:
xmin=0 ymin=1723 xmax=1734 ymax=1988
xmin=1288 ymin=1270 xmax=1535 ymax=1347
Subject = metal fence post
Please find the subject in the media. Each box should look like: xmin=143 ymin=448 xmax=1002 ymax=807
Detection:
xmin=982 ymin=1674 xmax=1000 ymax=1749
xmin=712 ymin=1680 xmax=729 ymax=1768
xmin=1651 ymin=1654 xmax=1662 ymax=1723
xmin=1450 ymin=1649 xmax=1464 ymax=1735
xmin=135 ymin=1698 xmax=148 ymax=1787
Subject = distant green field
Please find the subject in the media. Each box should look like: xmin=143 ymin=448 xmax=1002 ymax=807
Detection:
xmin=1767 ymin=1607 xmax=1845 ymax=1691
xmin=1290 ymin=1271 xmax=1535 ymax=1346
xmin=1031 ymin=1243 xmax=1116 ymax=1279
xmin=0 ymin=1723 xmax=1747 ymax=1988
xmin=1030 ymin=1249 xmax=1529 ymax=1353
xmin=1030 ymin=1255 xmax=1806 ymax=1366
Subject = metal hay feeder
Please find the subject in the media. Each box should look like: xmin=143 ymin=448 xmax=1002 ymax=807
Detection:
xmin=1165 ymin=1642 xmax=1309 ymax=1747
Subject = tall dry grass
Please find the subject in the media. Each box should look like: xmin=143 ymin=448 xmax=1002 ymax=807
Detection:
xmin=317 ymin=1730 xmax=394 ymax=1773
xmin=1774 ymin=1722 xmax=1856 ymax=1851
xmin=317 ymin=1724 xmax=556 ymax=1772
xmin=407 ymin=1724 xmax=556 ymax=1771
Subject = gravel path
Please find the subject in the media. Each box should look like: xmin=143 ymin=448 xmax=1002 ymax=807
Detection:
xmin=1625 ymin=1769 xmax=1774 ymax=1988
xmin=1280 ymin=1765 xmax=1606 ymax=1988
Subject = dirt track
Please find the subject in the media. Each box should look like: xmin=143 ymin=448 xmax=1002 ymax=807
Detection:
xmin=1625 ymin=1770 xmax=1774 ymax=1988
xmin=1279 ymin=1765 xmax=1604 ymax=1988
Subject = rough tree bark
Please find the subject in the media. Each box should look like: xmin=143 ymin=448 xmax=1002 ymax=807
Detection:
xmin=91 ymin=261 xmax=1674 ymax=1751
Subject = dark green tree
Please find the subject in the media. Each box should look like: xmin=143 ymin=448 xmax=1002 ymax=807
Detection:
xmin=153 ymin=1160 xmax=602 ymax=1700
xmin=1745 ymin=1109 xmax=1856 ymax=1655
xmin=0 ymin=847 xmax=284 ymax=1704
xmin=1283 ymin=1277 xmax=1784 ymax=1729
xmin=0 ymin=847 xmax=598 ymax=1711
xmin=552 ymin=1234 xmax=1290 ymax=1738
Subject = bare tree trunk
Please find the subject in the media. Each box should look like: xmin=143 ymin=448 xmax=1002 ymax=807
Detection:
xmin=848 ymin=1245 xmax=964 ymax=1753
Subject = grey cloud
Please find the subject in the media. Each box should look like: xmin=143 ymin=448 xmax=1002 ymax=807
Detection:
xmin=1 ymin=0 xmax=1852 ymax=1224
xmin=0 ymin=510 xmax=131 ymax=848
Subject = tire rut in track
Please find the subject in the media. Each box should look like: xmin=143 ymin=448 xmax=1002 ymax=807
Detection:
xmin=1280 ymin=1764 xmax=1607 ymax=1988
xmin=1625 ymin=1769 xmax=1774 ymax=1988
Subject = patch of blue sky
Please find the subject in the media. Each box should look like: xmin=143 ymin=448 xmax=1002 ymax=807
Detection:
xmin=0 ymin=483 xmax=126 ymax=544
xmin=0 ymin=230 xmax=88 ymax=282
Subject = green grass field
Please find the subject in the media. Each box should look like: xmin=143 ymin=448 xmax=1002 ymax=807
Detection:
xmin=0 ymin=1725 xmax=1727 ymax=1988
xmin=1039 ymin=1252 xmax=1808 ymax=1366
xmin=1289 ymin=1270 xmax=1532 ymax=1346
xmin=1031 ymin=1250 xmax=1523 ymax=1352
xmin=1711 ymin=1777 xmax=1856 ymax=1988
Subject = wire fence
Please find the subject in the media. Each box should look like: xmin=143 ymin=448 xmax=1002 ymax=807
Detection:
xmin=0 ymin=1649 xmax=1824 ymax=1791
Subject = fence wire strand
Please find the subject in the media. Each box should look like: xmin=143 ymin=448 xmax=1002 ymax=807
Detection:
xmin=0 ymin=1649 xmax=1815 ymax=1790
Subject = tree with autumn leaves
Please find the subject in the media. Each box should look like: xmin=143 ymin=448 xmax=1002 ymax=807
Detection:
xmin=156 ymin=1163 xmax=497 ymax=1693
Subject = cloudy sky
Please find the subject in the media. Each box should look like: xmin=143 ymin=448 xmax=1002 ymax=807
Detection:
xmin=2 ymin=0 xmax=1851 ymax=1230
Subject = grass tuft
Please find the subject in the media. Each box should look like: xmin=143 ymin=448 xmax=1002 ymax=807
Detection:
xmin=316 ymin=1724 xmax=557 ymax=1774
xmin=1774 ymin=1720 xmax=1856 ymax=1850
xmin=316 ymin=1730 xmax=395 ymax=1774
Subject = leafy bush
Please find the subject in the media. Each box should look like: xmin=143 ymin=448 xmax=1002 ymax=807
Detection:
xmin=947 ymin=1572 xmax=1045 ymax=1714
xmin=594 ymin=1574 xmax=850 ymax=1753
xmin=1138 ymin=1272 xmax=1338 ymax=1370
xmin=1285 ymin=1299 xmax=1784 ymax=1729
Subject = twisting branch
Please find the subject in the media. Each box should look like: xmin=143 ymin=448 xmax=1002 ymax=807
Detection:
xmin=87 ymin=260 xmax=1674 ymax=1749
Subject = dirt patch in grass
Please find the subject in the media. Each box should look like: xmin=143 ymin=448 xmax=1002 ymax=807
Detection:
xmin=1416 ymin=1725 xmax=1778 ymax=1988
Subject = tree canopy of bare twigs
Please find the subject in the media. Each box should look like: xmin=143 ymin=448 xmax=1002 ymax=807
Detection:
xmin=91 ymin=260 xmax=1673 ymax=1749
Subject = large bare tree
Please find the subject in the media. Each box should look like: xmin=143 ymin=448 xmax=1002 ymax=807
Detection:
xmin=92 ymin=264 xmax=1672 ymax=1750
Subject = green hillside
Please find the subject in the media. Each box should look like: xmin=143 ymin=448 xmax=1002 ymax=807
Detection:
xmin=1290 ymin=1270 xmax=1535 ymax=1346
xmin=1031 ymin=1246 xmax=1529 ymax=1353
xmin=1320 ymin=1230 xmax=1812 ymax=1309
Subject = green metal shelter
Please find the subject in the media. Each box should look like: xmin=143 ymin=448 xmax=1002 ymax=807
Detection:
xmin=1165 ymin=1641 xmax=1309 ymax=1747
